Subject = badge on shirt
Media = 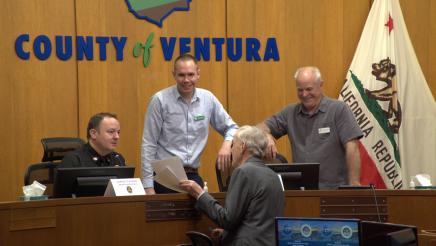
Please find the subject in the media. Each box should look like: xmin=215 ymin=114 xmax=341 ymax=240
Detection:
xmin=194 ymin=114 xmax=205 ymax=121
xmin=318 ymin=127 xmax=330 ymax=134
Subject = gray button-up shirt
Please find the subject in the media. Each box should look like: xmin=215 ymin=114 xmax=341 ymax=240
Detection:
xmin=141 ymin=85 xmax=238 ymax=188
xmin=265 ymin=96 xmax=363 ymax=189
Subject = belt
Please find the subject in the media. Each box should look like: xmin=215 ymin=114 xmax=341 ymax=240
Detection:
xmin=184 ymin=166 xmax=198 ymax=173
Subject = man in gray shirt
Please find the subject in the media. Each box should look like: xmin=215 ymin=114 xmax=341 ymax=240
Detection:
xmin=141 ymin=54 xmax=238 ymax=194
xmin=258 ymin=66 xmax=363 ymax=189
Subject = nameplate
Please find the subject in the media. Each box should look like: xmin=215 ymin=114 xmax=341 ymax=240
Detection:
xmin=104 ymin=178 xmax=145 ymax=197
xmin=145 ymin=200 xmax=201 ymax=221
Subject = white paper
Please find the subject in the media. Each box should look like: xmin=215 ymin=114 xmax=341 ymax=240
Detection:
xmin=151 ymin=156 xmax=187 ymax=180
xmin=151 ymin=157 xmax=188 ymax=192
xmin=154 ymin=166 xmax=187 ymax=193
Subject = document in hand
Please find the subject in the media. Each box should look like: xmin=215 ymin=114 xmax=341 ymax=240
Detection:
xmin=151 ymin=157 xmax=188 ymax=193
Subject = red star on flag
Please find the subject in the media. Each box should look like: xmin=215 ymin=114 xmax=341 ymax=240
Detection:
xmin=385 ymin=13 xmax=394 ymax=34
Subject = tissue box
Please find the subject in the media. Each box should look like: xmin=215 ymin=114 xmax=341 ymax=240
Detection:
xmin=20 ymin=195 xmax=49 ymax=201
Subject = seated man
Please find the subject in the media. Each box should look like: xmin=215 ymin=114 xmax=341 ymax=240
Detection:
xmin=59 ymin=112 xmax=125 ymax=167
xmin=180 ymin=125 xmax=284 ymax=245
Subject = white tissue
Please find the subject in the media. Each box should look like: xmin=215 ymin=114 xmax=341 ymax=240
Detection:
xmin=414 ymin=174 xmax=432 ymax=186
xmin=22 ymin=181 xmax=47 ymax=196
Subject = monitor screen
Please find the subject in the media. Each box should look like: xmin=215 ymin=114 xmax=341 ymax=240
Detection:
xmin=360 ymin=221 xmax=417 ymax=246
xmin=275 ymin=217 xmax=360 ymax=246
xmin=267 ymin=163 xmax=319 ymax=190
xmin=53 ymin=166 xmax=135 ymax=198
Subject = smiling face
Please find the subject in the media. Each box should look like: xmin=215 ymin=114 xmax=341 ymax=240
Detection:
xmin=173 ymin=59 xmax=200 ymax=100
xmin=89 ymin=117 xmax=120 ymax=156
xmin=295 ymin=67 xmax=323 ymax=113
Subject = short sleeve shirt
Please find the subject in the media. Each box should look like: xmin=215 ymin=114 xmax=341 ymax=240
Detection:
xmin=265 ymin=96 xmax=363 ymax=189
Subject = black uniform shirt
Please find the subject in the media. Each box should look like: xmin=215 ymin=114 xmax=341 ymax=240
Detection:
xmin=59 ymin=143 xmax=125 ymax=168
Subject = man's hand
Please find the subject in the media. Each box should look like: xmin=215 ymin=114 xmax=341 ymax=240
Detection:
xmin=211 ymin=228 xmax=224 ymax=239
xmin=179 ymin=179 xmax=204 ymax=199
xmin=145 ymin=187 xmax=156 ymax=195
xmin=217 ymin=140 xmax=232 ymax=171
xmin=256 ymin=122 xmax=277 ymax=160
xmin=265 ymin=133 xmax=278 ymax=161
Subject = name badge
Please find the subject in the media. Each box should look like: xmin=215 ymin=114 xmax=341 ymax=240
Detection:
xmin=194 ymin=114 xmax=205 ymax=121
xmin=318 ymin=127 xmax=330 ymax=134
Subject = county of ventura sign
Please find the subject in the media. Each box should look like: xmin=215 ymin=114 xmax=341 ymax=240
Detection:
xmin=14 ymin=0 xmax=280 ymax=66
xmin=15 ymin=33 xmax=280 ymax=67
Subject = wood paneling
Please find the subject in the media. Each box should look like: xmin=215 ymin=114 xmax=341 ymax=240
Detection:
xmin=0 ymin=1 xmax=78 ymax=201
xmin=1 ymin=190 xmax=436 ymax=245
xmin=227 ymin=0 xmax=371 ymax=161
xmin=74 ymin=0 xmax=227 ymax=192
xmin=0 ymin=0 xmax=435 ymax=201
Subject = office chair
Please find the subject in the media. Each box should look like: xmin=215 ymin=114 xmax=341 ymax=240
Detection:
xmin=24 ymin=162 xmax=57 ymax=197
xmin=41 ymin=137 xmax=85 ymax=162
xmin=267 ymin=153 xmax=288 ymax=164
xmin=215 ymin=153 xmax=288 ymax=192
xmin=185 ymin=231 xmax=214 ymax=246
xmin=215 ymin=159 xmax=232 ymax=192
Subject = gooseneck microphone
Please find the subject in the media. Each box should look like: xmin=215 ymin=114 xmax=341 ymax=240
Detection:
xmin=370 ymin=183 xmax=382 ymax=222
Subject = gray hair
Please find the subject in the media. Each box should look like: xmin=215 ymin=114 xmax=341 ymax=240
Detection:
xmin=294 ymin=66 xmax=323 ymax=84
xmin=234 ymin=125 xmax=268 ymax=159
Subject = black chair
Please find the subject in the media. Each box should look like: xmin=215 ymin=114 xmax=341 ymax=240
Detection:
xmin=185 ymin=231 xmax=214 ymax=246
xmin=41 ymin=137 xmax=85 ymax=162
xmin=215 ymin=153 xmax=288 ymax=192
xmin=24 ymin=162 xmax=58 ymax=197
xmin=267 ymin=153 xmax=288 ymax=164
xmin=215 ymin=159 xmax=233 ymax=192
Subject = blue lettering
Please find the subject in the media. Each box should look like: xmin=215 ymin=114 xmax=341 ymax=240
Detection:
xmin=33 ymin=35 xmax=52 ymax=60
xmin=227 ymin=38 xmax=242 ymax=61
xmin=111 ymin=36 xmax=127 ymax=61
xmin=160 ymin=37 xmax=176 ymax=61
xmin=194 ymin=38 xmax=210 ymax=61
xmin=55 ymin=36 xmax=72 ymax=61
xmin=264 ymin=38 xmax=280 ymax=61
xmin=96 ymin=36 xmax=109 ymax=61
xmin=179 ymin=37 xmax=191 ymax=55
xmin=76 ymin=36 xmax=93 ymax=60
xmin=15 ymin=34 xmax=30 ymax=60
xmin=246 ymin=38 xmax=261 ymax=61
xmin=212 ymin=38 xmax=225 ymax=61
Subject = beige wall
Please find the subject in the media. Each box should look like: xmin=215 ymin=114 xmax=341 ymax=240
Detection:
xmin=0 ymin=0 xmax=435 ymax=201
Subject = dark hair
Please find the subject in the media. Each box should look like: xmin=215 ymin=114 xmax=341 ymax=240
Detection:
xmin=87 ymin=112 xmax=118 ymax=139
xmin=174 ymin=53 xmax=198 ymax=70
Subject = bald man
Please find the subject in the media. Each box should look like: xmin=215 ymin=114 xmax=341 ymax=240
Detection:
xmin=258 ymin=66 xmax=363 ymax=189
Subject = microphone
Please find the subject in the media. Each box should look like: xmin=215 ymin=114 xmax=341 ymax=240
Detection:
xmin=369 ymin=183 xmax=382 ymax=222
xmin=113 ymin=154 xmax=124 ymax=166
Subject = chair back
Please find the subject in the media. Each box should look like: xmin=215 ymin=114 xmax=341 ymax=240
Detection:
xmin=215 ymin=153 xmax=288 ymax=192
xmin=24 ymin=162 xmax=58 ymax=197
xmin=185 ymin=231 xmax=213 ymax=246
xmin=267 ymin=153 xmax=288 ymax=164
xmin=41 ymin=137 xmax=85 ymax=162
xmin=215 ymin=160 xmax=232 ymax=192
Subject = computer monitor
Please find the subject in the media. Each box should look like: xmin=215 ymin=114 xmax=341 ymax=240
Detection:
xmin=267 ymin=163 xmax=319 ymax=190
xmin=275 ymin=217 xmax=361 ymax=246
xmin=53 ymin=166 xmax=135 ymax=198
xmin=360 ymin=221 xmax=418 ymax=246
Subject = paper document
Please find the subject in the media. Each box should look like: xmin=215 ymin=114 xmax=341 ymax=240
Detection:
xmin=151 ymin=157 xmax=188 ymax=192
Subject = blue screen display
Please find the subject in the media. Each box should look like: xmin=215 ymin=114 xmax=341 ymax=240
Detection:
xmin=276 ymin=218 xmax=360 ymax=246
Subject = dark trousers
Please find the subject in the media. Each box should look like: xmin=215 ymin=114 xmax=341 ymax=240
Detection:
xmin=154 ymin=172 xmax=204 ymax=194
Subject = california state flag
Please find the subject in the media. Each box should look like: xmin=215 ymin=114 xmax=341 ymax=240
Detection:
xmin=339 ymin=0 xmax=436 ymax=189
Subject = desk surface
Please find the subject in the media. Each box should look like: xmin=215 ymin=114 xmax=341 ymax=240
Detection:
xmin=1 ymin=190 xmax=435 ymax=245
